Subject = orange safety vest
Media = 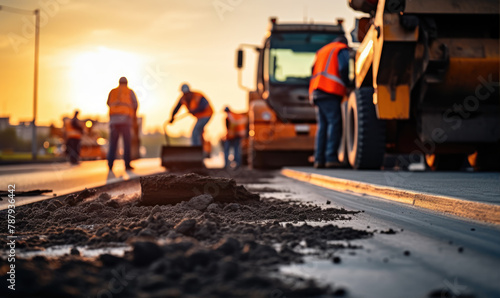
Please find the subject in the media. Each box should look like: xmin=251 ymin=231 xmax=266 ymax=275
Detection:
xmin=309 ymin=41 xmax=348 ymax=98
xmin=108 ymin=86 xmax=135 ymax=118
xmin=181 ymin=91 xmax=213 ymax=119
xmin=64 ymin=118 xmax=82 ymax=140
xmin=226 ymin=112 xmax=248 ymax=140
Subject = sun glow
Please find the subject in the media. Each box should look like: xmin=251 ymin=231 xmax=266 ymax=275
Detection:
xmin=69 ymin=47 xmax=145 ymax=117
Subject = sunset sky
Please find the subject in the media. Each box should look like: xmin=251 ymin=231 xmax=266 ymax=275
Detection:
xmin=0 ymin=0 xmax=360 ymax=141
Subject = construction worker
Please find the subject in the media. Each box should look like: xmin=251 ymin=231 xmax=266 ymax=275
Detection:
xmin=64 ymin=110 xmax=84 ymax=165
xmin=309 ymin=36 xmax=350 ymax=169
xmin=223 ymin=106 xmax=248 ymax=168
xmin=170 ymin=83 xmax=213 ymax=146
xmin=107 ymin=77 xmax=138 ymax=171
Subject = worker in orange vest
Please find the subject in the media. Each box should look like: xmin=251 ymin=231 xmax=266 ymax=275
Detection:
xmin=223 ymin=106 xmax=248 ymax=168
xmin=64 ymin=110 xmax=84 ymax=165
xmin=309 ymin=36 xmax=350 ymax=169
xmin=170 ymin=83 xmax=213 ymax=146
xmin=107 ymin=77 xmax=138 ymax=171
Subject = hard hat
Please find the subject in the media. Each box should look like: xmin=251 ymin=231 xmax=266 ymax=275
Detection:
xmin=119 ymin=77 xmax=128 ymax=84
xmin=181 ymin=83 xmax=190 ymax=93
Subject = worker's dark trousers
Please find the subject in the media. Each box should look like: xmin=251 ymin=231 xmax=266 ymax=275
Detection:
xmin=314 ymin=95 xmax=342 ymax=164
xmin=107 ymin=122 xmax=131 ymax=169
xmin=66 ymin=138 xmax=81 ymax=165
xmin=192 ymin=116 xmax=211 ymax=146
xmin=224 ymin=137 xmax=242 ymax=168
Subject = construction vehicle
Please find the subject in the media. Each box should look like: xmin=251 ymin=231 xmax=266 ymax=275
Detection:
xmin=345 ymin=0 xmax=500 ymax=170
xmin=236 ymin=17 xmax=346 ymax=168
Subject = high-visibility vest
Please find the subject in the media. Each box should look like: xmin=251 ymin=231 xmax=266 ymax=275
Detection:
xmin=64 ymin=118 xmax=82 ymax=140
xmin=181 ymin=91 xmax=213 ymax=119
xmin=309 ymin=41 xmax=348 ymax=98
xmin=108 ymin=86 xmax=135 ymax=118
xmin=226 ymin=112 xmax=248 ymax=140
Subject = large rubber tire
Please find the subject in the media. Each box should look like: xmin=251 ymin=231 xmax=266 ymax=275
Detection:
xmin=346 ymin=88 xmax=386 ymax=169
xmin=425 ymin=154 xmax=466 ymax=171
xmin=337 ymin=101 xmax=351 ymax=168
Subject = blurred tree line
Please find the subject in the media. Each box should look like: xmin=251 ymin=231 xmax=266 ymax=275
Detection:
xmin=0 ymin=128 xmax=47 ymax=152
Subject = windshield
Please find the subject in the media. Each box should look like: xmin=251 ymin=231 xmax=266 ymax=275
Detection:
xmin=268 ymin=32 xmax=341 ymax=85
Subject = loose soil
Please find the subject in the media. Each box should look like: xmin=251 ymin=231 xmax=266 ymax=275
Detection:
xmin=0 ymin=169 xmax=371 ymax=297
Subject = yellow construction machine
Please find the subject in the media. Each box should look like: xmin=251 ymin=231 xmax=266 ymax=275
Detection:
xmin=345 ymin=0 xmax=499 ymax=170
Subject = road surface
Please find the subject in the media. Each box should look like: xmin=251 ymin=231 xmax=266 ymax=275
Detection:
xmin=265 ymin=174 xmax=500 ymax=298
xmin=0 ymin=158 xmax=165 ymax=209
xmin=1 ymin=160 xmax=499 ymax=297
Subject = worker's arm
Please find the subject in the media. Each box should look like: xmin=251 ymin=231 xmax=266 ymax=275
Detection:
xmin=170 ymin=99 xmax=183 ymax=123
xmin=107 ymin=91 xmax=112 ymax=106
xmin=338 ymin=48 xmax=350 ymax=87
xmin=189 ymin=97 xmax=209 ymax=115
xmin=130 ymin=90 xmax=138 ymax=112
xmin=310 ymin=54 xmax=318 ymax=76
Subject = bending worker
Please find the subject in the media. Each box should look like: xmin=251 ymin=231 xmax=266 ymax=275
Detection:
xmin=107 ymin=77 xmax=138 ymax=171
xmin=224 ymin=106 xmax=248 ymax=168
xmin=170 ymin=83 xmax=213 ymax=146
xmin=309 ymin=36 xmax=350 ymax=169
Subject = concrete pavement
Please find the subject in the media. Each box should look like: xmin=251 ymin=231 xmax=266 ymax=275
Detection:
xmin=282 ymin=167 xmax=500 ymax=225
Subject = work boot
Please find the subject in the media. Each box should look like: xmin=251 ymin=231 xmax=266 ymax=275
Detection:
xmin=325 ymin=160 xmax=342 ymax=168
xmin=314 ymin=162 xmax=325 ymax=169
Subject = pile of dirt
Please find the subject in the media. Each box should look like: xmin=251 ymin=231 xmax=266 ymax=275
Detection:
xmin=0 ymin=238 xmax=341 ymax=298
xmin=0 ymin=170 xmax=370 ymax=297
xmin=139 ymin=173 xmax=259 ymax=206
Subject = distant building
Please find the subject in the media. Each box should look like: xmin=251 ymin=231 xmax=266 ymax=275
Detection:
xmin=0 ymin=117 xmax=51 ymax=140
xmin=1 ymin=115 xmax=144 ymax=146
xmin=15 ymin=121 xmax=50 ymax=141
xmin=0 ymin=117 xmax=9 ymax=131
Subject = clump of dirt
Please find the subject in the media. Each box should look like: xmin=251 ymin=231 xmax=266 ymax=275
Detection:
xmin=0 ymin=169 xmax=370 ymax=297
xmin=139 ymin=173 xmax=259 ymax=206
xmin=64 ymin=187 xmax=98 ymax=206
xmin=0 ymin=238 xmax=338 ymax=297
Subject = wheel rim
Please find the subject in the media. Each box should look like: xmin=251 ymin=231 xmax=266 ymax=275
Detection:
xmin=346 ymin=94 xmax=358 ymax=167
xmin=338 ymin=101 xmax=349 ymax=165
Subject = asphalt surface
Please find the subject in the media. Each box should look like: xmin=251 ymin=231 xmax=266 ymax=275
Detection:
xmin=1 ymin=161 xmax=499 ymax=297
xmin=0 ymin=158 xmax=165 ymax=209
xmin=266 ymin=175 xmax=500 ymax=298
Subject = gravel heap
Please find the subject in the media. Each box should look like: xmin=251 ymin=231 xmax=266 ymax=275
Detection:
xmin=0 ymin=170 xmax=371 ymax=297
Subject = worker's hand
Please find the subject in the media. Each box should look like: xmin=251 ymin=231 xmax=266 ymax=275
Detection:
xmin=169 ymin=118 xmax=174 ymax=124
